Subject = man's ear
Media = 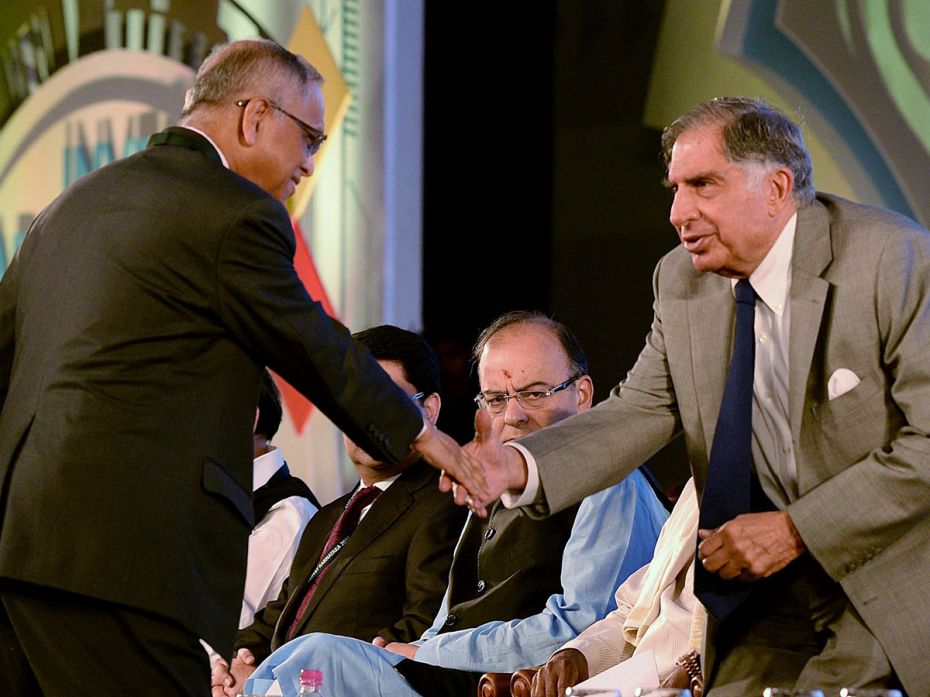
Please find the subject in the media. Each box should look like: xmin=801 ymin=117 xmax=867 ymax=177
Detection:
xmin=421 ymin=393 xmax=441 ymax=425
xmin=575 ymin=375 xmax=594 ymax=410
xmin=767 ymin=166 xmax=794 ymax=215
xmin=238 ymin=98 xmax=270 ymax=147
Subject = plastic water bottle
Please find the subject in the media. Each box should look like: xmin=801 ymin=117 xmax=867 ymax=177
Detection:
xmin=298 ymin=669 xmax=324 ymax=695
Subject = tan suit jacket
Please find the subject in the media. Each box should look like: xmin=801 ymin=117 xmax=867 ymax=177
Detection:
xmin=519 ymin=194 xmax=930 ymax=695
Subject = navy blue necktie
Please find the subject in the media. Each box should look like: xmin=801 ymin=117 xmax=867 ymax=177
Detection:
xmin=695 ymin=278 xmax=756 ymax=621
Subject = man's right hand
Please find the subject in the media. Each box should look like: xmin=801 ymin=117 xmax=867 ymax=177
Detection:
xmin=531 ymin=648 xmax=589 ymax=697
xmin=211 ymin=648 xmax=258 ymax=697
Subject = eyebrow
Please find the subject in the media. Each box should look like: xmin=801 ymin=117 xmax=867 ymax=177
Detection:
xmin=664 ymin=169 xmax=722 ymax=189
xmin=484 ymin=380 xmax=551 ymax=394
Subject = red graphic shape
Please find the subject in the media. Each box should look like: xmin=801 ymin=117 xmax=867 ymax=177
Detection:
xmin=276 ymin=219 xmax=338 ymax=433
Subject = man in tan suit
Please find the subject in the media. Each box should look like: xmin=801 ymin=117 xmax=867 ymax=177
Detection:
xmin=466 ymin=97 xmax=930 ymax=695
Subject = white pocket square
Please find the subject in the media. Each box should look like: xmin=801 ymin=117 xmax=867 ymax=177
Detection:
xmin=828 ymin=368 xmax=860 ymax=400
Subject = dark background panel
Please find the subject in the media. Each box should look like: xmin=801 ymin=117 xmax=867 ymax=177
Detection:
xmin=423 ymin=0 xmax=690 ymax=492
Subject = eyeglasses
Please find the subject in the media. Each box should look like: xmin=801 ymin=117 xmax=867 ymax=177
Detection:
xmin=474 ymin=374 xmax=582 ymax=414
xmin=410 ymin=391 xmax=426 ymax=403
xmin=235 ymin=98 xmax=328 ymax=155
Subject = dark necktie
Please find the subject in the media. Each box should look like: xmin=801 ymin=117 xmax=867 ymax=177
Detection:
xmin=286 ymin=485 xmax=382 ymax=639
xmin=695 ymin=278 xmax=756 ymax=621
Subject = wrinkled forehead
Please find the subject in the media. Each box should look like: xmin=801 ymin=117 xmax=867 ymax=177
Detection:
xmin=477 ymin=325 xmax=572 ymax=388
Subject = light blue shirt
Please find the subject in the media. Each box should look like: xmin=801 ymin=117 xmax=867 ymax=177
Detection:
xmin=245 ymin=470 xmax=667 ymax=696
xmin=413 ymin=469 xmax=667 ymax=671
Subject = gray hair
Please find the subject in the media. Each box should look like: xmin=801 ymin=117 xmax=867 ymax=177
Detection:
xmin=660 ymin=97 xmax=815 ymax=206
xmin=471 ymin=310 xmax=589 ymax=378
xmin=182 ymin=39 xmax=322 ymax=116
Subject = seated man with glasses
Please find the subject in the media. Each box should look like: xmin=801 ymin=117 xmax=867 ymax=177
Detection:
xmin=232 ymin=311 xmax=669 ymax=697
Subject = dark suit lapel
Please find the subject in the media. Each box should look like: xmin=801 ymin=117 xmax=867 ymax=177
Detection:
xmin=287 ymin=463 xmax=428 ymax=637
xmin=788 ymin=201 xmax=833 ymax=447
xmin=277 ymin=497 xmax=347 ymax=632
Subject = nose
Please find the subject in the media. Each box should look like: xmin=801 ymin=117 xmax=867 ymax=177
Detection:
xmin=669 ymin=188 xmax=695 ymax=230
xmin=502 ymin=394 xmax=528 ymax=428
xmin=300 ymin=152 xmax=315 ymax=178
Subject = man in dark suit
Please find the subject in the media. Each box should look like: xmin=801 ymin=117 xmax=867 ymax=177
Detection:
xmin=217 ymin=325 xmax=465 ymax=695
xmin=0 ymin=39 xmax=475 ymax=695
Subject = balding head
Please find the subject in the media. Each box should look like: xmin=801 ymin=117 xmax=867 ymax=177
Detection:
xmin=182 ymin=39 xmax=321 ymax=118
xmin=473 ymin=312 xmax=593 ymax=443
xmin=179 ymin=39 xmax=327 ymax=202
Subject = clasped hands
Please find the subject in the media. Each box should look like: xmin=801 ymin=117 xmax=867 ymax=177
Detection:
xmin=413 ymin=409 xmax=527 ymax=517
xmin=698 ymin=510 xmax=807 ymax=581
xmin=211 ymin=648 xmax=256 ymax=697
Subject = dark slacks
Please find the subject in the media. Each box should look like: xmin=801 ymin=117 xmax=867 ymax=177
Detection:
xmin=0 ymin=580 xmax=210 ymax=696
xmin=396 ymin=657 xmax=483 ymax=697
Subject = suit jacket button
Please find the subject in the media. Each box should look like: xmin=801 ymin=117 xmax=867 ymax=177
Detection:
xmin=484 ymin=527 xmax=496 ymax=541
xmin=444 ymin=614 xmax=456 ymax=627
xmin=476 ymin=579 xmax=486 ymax=593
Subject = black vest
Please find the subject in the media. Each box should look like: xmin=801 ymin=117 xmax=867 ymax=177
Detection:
xmin=440 ymin=500 xmax=579 ymax=632
xmin=253 ymin=464 xmax=320 ymax=524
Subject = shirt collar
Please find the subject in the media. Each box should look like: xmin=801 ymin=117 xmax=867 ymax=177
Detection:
xmin=731 ymin=213 xmax=797 ymax=316
xmin=252 ymin=446 xmax=286 ymax=491
xmin=182 ymin=125 xmax=230 ymax=169
xmin=361 ymin=472 xmax=403 ymax=491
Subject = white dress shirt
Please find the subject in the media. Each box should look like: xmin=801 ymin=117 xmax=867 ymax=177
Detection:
xmin=240 ymin=447 xmax=317 ymax=628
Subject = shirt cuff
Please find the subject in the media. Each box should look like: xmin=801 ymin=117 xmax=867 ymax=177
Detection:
xmin=500 ymin=441 xmax=539 ymax=508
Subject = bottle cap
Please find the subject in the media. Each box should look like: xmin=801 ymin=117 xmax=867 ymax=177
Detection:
xmin=300 ymin=669 xmax=323 ymax=684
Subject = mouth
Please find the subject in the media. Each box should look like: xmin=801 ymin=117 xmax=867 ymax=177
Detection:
xmin=681 ymin=234 xmax=712 ymax=254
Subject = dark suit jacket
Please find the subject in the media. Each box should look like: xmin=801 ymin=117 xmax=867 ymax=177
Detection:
xmin=236 ymin=460 xmax=465 ymax=661
xmin=0 ymin=128 xmax=424 ymax=657
xmin=520 ymin=194 xmax=930 ymax=695
xmin=439 ymin=501 xmax=578 ymax=633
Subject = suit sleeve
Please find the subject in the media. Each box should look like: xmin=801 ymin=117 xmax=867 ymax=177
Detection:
xmin=0 ymin=249 xmax=19 ymax=410
xmin=375 ymin=491 xmax=466 ymax=643
xmin=235 ymin=574 xmax=289 ymax=663
xmin=213 ymin=198 xmax=422 ymax=465
xmin=517 ymin=258 xmax=683 ymax=514
xmin=234 ymin=571 xmax=290 ymax=663
xmin=0 ymin=216 xmax=38 ymax=410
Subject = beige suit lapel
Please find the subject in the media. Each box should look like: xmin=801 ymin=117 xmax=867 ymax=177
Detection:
xmin=788 ymin=202 xmax=833 ymax=448
xmin=686 ymin=273 xmax=735 ymax=477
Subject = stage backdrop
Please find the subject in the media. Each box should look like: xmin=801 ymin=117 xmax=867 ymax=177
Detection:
xmin=644 ymin=0 xmax=929 ymax=228
xmin=0 ymin=0 xmax=424 ymax=503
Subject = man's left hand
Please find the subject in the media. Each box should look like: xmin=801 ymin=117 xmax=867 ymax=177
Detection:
xmin=698 ymin=510 xmax=806 ymax=581
xmin=372 ymin=636 xmax=419 ymax=659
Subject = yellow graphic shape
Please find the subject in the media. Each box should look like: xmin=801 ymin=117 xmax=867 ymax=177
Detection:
xmin=286 ymin=5 xmax=352 ymax=218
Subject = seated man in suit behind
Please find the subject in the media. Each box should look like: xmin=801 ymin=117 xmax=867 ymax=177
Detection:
xmin=214 ymin=326 xmax=466 ymax=695
xmin=233 ymin=311 xmax=669 ymax=697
